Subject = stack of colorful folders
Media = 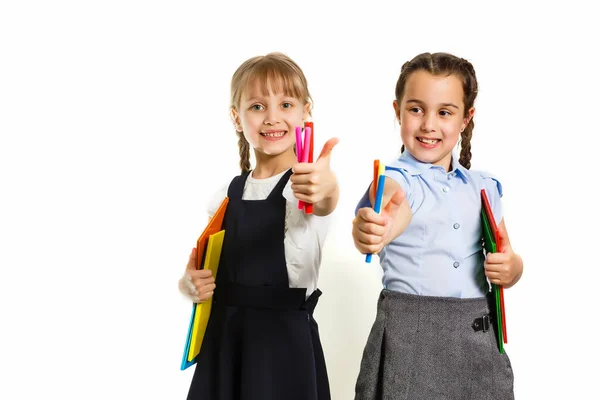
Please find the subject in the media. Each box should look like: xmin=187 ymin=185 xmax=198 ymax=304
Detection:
xmin=366 ymin=160 xmax=386 ymax=263
xmin=480 ymin=189 xmax=508 ymax=353
xmin=295 ymin=122 xmax=314 ymax=214
xmin=181 ymin=197 xmax=229 ymax=370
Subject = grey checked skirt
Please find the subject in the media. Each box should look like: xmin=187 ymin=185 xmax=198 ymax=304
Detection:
xmin=355 ymin=290 xmax=514 ymax=400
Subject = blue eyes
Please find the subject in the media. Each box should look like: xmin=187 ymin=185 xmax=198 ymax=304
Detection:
xmin=250 ymin=102 xmax=293 ymax=111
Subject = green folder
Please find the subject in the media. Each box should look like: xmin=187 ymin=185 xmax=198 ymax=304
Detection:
xmin=481 ymin=208 xmax=504 ymax=353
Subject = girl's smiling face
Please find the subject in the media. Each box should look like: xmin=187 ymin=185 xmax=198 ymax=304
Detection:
xmin=232 ymin=80 xmax=309 ymax=159
xmin=395 ymin=70 xmax=474 ymax=171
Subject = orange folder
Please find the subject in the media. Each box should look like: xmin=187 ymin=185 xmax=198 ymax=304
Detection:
xmin=181 ymin=197 xmax=229 ymax=370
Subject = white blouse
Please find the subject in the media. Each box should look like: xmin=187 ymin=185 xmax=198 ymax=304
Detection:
xmin=207 ymin=169 xmax=331 ymax=297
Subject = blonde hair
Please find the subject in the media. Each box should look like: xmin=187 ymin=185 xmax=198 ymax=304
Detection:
xmin=230 ymin=52 xmax=312 ymax=173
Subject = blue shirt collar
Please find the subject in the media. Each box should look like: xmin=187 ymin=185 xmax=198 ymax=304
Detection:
xmin=396 ymin=150 xmax=468 ymax=183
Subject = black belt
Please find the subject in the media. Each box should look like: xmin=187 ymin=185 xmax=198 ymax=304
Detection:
xmin=214 ymin=284 xmax=322 ymax=314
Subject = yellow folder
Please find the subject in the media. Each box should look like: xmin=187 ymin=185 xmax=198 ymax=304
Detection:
xmin=187 ymin=229 xmax=225 ymax=361
xmin=181 ymin=197 xmax=228 ymax=370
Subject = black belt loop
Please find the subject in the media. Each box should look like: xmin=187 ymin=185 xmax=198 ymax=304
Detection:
xmin=472 ymin=314 xmax=491 ymax=332
xmin=301 ymin=289 xmax=322 ymax=315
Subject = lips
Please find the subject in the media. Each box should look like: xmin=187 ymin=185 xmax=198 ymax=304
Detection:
xmin=260 ymin=130 xmax=286 ymax=138
xmin=417 ymin=137 xmax=440 ymax=145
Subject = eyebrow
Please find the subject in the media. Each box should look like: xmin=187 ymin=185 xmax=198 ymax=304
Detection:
xmin=243 ymin=97 xmax=264 ymax=103
xmin=406 ymin=99 xmax=460 ymax=110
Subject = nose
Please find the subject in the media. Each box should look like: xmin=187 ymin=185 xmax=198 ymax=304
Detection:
xmin=263 ymin=107 xmax=280 ymax=126
xmin=420 ymin=112 xmax=436 ymax=132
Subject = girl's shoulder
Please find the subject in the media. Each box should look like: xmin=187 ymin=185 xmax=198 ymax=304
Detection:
xmin=468 ymin=169 xmax=503 ymax=198
xmin=207 ymin=182 xmax=229 ymax=217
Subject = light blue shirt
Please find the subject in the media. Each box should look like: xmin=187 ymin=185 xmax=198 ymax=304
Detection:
xmin=356 ymin=151 xmax=503 ymax=298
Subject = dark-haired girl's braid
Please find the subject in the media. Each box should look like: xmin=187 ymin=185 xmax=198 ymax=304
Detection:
xmin=458 ymin=119 xmax=473 ymax=169
xmin=457 ymin=58 xmax=477 ymax=170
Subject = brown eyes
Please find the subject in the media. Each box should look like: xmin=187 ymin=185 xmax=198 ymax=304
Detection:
xmin=408 ymin=107 xmax=451 ymax=117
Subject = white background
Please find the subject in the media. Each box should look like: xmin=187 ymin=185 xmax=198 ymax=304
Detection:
xmin=1 ymin=1 xmax=598 ymax=399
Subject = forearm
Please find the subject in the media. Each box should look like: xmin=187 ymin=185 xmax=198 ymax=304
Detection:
xmin=504 ymin=253 xmax=523 ymax=289
xmin=382 ymin=200 xmax=412 ymax=246
xmin=313 ymin=184 xmax=339 ymax=216
xmin=370 ymin=178 xmax=412 ymax=246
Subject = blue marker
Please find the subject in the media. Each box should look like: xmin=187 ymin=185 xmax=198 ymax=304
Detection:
xmin=366 ymin=171 xmax=386 ymax=263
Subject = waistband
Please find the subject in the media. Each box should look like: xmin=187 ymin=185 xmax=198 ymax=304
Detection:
xmin=214 ymin=284 xmax=322 ymax=314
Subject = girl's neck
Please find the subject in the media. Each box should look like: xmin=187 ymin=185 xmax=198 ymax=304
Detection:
xmin=251 ymin=148 xmax=297 ymax=179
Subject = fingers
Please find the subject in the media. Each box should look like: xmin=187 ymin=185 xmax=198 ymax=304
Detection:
xmin=485 ymin=252 xmax=510 ymax=265
xmin=291 ymin=162 xmax=316 ymax=176
xmin=352 ymin=230 xmax=384 ymax=254
xmin=291 ymin=184 xmax=318 ymax=202
xmin=484 ymin=261 xmax=510 ymax=275
xmin=291 ymin=163 xmax=338 ymax=205
xmin=484 ymin=257 xmax=511 ymax=286
xmin=352 ymin=208 xmax=388 ymax=254
xmin=181 ymin=268 xmax=216 ymax=303
xmin=195 ymin=281 xmax=216 ymax=302
xmin=357 ymin=207 xmax=387 ymax=226
xmin=290 ymin=179 xmax=319 ymax=193
xmin=188 ymin=268 xmax=213 ymax=278
xmin=190 ymin=270 xmax=215 ymax=289
xmin=485 ymin=271 xmax=509 ymax=286
xmin=179 ymin=273 xmax=200 ymax=301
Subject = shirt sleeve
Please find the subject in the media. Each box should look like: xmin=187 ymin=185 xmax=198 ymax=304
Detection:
xmin=384 ymin=166 xmax=412 ymax=200
xmin=354 ymin=164 xmax=415 ymax=215
xmin=481 ymin=172 xmax=503 ymax=226
xmin=207 ymin=182 xmax=229 ymax=218
xmin=354 ymin=184 xmax=372 ymax=215
xmin=281 ymin=180 xmax=331 ymax=296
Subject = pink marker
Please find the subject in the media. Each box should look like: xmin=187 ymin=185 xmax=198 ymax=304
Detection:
xmin=302 ymin=127 xmax=312 ymax=162
xmin=298 ymin=127 xmax=312 ymax=211
xmin=295 ymin=126 xmax=306 ymax=210
xmin=295 ymin=126 xmax=303 ymax=162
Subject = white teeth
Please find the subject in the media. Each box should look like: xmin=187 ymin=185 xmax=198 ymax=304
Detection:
xmin=418 ymin=138 xmax=439 ymax=144
xmin=262 ymin=132 xmax=285 ymax=137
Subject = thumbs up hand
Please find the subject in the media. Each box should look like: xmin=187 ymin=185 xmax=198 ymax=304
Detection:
xmin=290 ymin=137 xmax=340 ymax=215
xmin=352 ymin=185 xmax=407 ymax=255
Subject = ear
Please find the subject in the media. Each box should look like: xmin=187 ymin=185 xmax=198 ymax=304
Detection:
xmin=393 ymin=100 xmax=401 ymax=124
xmin=303 ymin=101 xmax=311 ymax=121
xmin=461 ymin=107 xmax=475 ymax=132
xmin=230 ymin=108 xmax=243 ymax=132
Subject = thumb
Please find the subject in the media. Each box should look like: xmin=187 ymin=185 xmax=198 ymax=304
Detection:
xmin=186 ymin=248 xmax=197 ymax=271
xmin=382 ymin=189 xmax=405 ymax=218
xmin=497 ymin=225 xmax=509 ymax=252
xmin=317 ymin=137 xmax=340 ymax=160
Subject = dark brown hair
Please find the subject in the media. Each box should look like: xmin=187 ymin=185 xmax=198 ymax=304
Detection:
xmin=396 ymin=52 xmax=478 ymax=169
xmin=230 ymin=53 xmax=312 ymax=173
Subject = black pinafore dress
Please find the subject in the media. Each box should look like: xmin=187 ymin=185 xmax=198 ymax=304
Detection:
xmin=187 ymin=170 xmax=330 ymax=400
